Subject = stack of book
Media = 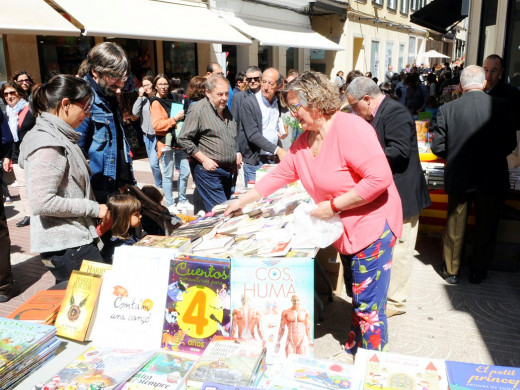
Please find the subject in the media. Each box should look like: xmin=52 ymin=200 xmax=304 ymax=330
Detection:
xmin=38 ymin=346 xmax=156 ymax=390
xmin=0 ymin=317 xmax=61 ymax=389
xmin=422 ymin=162 xmax=445 ymax=189
xmin=185 ymin=336 xmax=266 ymax=390
xmin=7 ymin=289 xmax=65 ymax=325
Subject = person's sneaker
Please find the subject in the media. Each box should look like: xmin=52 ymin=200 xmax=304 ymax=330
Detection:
xmin=3 ymin=197 xmax=12 ymax=204
xmin=167 ymin=204 xmax=179 ymax=215
xmin=177 ymin=201 xmax=194 ymax=211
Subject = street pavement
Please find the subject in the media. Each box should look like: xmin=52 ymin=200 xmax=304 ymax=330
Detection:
xmin=2 ymin=156 xmax=520 ymax=368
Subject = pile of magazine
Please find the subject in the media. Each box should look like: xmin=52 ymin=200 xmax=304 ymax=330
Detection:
xmin=0 ymin=318 xmax=61 ymax=389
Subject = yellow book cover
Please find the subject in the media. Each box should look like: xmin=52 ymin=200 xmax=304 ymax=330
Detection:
xmin=55 ymin=271 xmax=103 ymax=342
xmin=79 ymin=259 xmax=113 ymax=277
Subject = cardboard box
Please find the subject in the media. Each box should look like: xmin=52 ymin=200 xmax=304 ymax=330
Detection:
xmin=314 ymin=245 xmax=344 ymax=296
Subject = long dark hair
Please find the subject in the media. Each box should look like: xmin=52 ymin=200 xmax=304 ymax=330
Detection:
xmin=31 ymin=74 xmax=93 ymax=116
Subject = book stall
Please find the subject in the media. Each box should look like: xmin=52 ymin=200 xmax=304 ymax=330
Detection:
xmin=3 ymin=166 xmax=520 ymax=390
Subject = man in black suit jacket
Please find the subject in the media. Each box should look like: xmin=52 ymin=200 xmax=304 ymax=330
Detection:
xmin=238 ymin=68 xmax=287 ymax=186
xmin=432 ymin=65 xmax=516 ymax=284
xmin=346 ymin=76 xmax=431 ymax=315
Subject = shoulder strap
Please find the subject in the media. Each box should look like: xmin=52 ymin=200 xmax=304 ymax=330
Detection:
xmin=17 ymin=105 xmax=30 ymax=129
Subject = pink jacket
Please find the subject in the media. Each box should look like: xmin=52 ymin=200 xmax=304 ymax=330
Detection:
xmin=255 ymin=112 xmax=403 ymax=255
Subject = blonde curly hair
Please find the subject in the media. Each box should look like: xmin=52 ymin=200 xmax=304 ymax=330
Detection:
xmin=281 ymin=71 xmax=340 ymax=115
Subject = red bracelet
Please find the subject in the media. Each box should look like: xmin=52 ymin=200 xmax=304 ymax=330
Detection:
xmin=330 ymin=198 xmax=340 ymax=213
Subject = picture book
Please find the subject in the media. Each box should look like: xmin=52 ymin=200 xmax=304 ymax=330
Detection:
xmin=0 ymin=317 xmax=57 ymax=375
xmin=446 ymin=360 xmax=520 ymax=390
xmin=162 ymin=256 xmax=231 ymax=355
xmin=230 ymin=256 xmax=314 ymax=364
xmin=185 ymin=336 xmax=266 ymax=390
xmin=7 ymin=289 xmax=65 ymax=324
xmin=55 ymin=270 xmax=103 ymax=342
xmin=89 ymin=260 xmax=170 ymax=349
xmin=79 ymin=259 xmax=113 ymax=277
xmin=135 ymin=235 xmax=192 ymax=252
xmin=39 ymin=346 xmax=155 ymax=390
xmin=354 ymin=348 xmax=448 ymax=390
xmin=270 ymin=353 xmax=358 ymax=389
xmin=122 ymin=351 xmax=198 ymax=389
xmin=201 ymin=383 xmax=262 ymax=390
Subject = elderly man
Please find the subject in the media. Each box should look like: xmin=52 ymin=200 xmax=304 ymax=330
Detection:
xmin=432 ymin=65 xmax=516 ymax=284
xmin=177 ymin=74 xmax=239 ymax=212
xmin=77 ymin=42 xmax=134 ymax=203
xmin=346 ymin=77 xmax=430 ymax=316
xmin=239 ymin=68 xmax=287 ymax=186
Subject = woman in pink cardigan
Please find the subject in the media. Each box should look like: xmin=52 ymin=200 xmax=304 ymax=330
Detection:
xmin=225 ymin=71 xmax=403 ymax=357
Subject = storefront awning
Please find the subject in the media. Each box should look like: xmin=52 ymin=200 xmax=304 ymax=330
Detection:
xmin=0 ymin=0 xmax=80 ymax=36
xmin=410 ymin=0 xmax=469 ymax=34
xmin=51 ymin=0 xmax=251 ymax=45
xmin=223 ymin=15 xmax=344 ymax=51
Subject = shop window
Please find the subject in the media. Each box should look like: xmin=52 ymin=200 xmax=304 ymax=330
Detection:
xmin=106 ymin=38 xmax=156 ymax=91
xmin=408 ymin=36 xmax=416 ymax=67
xmin=162 ymin=41 xmax=197 ymax=87
xmin=286 ymin=47 xmax=298 ymax=73
xmin=37 ymin=36 xmax=94 ymax=82
xmin=386 ymin=41 xmax=394 ymax=69
xmin=222 ymin=45 xmax=237 ymax=87
xmin=258 ymin=46 xmax=273 ymax=72
xmin=505 ymin=0 xmax=520 ymax=87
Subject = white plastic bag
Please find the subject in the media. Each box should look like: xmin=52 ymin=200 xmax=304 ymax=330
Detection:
xmin=292 ymin=201 xmax=344 ymax=248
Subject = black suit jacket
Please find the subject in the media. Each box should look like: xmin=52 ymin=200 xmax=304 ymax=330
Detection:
xmin=372 ymin=97 xmax=431 ymax=219
xmin=432 ymin=90 xmax=516 ymax=194
xmin=238 ymin=93 xmax=279 ymax=165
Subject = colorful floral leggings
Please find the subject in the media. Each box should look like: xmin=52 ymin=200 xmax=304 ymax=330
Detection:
xmin=340 ymin=221 xmax=396 ymax=355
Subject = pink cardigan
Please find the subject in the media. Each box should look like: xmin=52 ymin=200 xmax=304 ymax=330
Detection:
xmin=255 ymin=112 xmax=403 ymax=255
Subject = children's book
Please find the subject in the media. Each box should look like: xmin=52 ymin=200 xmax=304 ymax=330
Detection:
xmin=55 ymin=270 xmax=103 ymax=342
xmin=162 ymin=256 xmax=231 ymax=355
xmin=201 ymin=383 xmax=262 ymax=390
xmin=230 ymin=257 xmax=314 ymax=365
xmin=354 ymin=348 xmax=448 ymax=390
xmin=270 ymin=353 xmax=358 ymax=389
xmin=79 ymin=259 xmax=113 ymax=277
xmin=122 ymin=351 xmax=198 ymax=389
xmin=0 ymin=317 xmax=57 ymax=375
xmin=446 ymin=360 xmax=520 ymax=390
xmin=185 ymin=336 xmax=266 ymax=390
xmin=135 ymin=235 xmax=192 ymax=252
xmin=90 ymin=263 xmax=170 ymax=349
xmin=7 ymin=289 xmax=65 ymax=324
xmin=39 ymin=346 xmax=155 ymax=390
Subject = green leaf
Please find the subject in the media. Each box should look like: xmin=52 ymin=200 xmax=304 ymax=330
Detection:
xmin=359 ymin=265 xmax=367 ymax=273
xmin=380 ymin=229 xmax=391 ymax=238
xmin=375 ymin=270 xmax=381 ymax=280
xmin=371 ymin=303 xmax=378 ymax=311
xmin=359 ymin=303 xmax=368 ymax=311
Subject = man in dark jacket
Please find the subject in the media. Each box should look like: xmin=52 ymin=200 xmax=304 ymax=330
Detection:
xmin=238 ymin=68 xmax=287 ymax=186
xmin=346 ymin=76 xmax=431 ymax=315
xmin=0 ymin=109 xmax=15 ymax=302
xmin=432 ymin=65 xmax=517 ymax=284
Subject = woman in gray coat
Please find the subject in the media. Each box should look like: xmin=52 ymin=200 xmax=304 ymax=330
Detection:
xmin=19 ymin=75 xmax=108 ymax=283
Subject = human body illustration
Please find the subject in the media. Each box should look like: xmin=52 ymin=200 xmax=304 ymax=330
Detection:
xmin=275 ymin=294 xmax=312 ymax=357
xmin=231 ymin=294 xmax=264 ymax=341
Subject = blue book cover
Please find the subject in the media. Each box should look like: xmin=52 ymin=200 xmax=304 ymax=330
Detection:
xmin=230 ymin=257 xmax=314 ymax=364
xmin=446 ymin=360 xmax=520 ymax=390
xmin=162 ymin=256 xmax=231 ymax=355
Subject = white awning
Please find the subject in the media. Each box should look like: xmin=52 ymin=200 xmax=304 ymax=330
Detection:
xmin=52 ymin=0 xmax=251 ymax=45
xmin=223 ymin=15 xmax=343 ymax=51
xmin=0 ymin=0 xmax=80 ymax=36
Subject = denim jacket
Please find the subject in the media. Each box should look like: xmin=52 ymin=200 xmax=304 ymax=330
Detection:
xmin=77 ymin=75 xmax=135 ymax=203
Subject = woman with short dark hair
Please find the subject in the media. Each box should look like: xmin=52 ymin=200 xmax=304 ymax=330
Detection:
xmin=19 ymin=74 xmax=108 ymax=283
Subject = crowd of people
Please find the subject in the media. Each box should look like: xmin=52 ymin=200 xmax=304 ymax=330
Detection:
xmin=0 ymin=41 xmax=518 ymax=361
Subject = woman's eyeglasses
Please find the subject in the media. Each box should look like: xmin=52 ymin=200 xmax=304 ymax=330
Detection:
xmin=77 ymin=99 xmax=92 ymax=115
xmin=246 ymin=77 xmax=260 ymax=82
xmin=288 ymin=102 xmax=303 ymax=114
xmin=3 ymin=91 xmax=18 ymax=97
xmin=17 ymin=79 xmax=31 ymax=84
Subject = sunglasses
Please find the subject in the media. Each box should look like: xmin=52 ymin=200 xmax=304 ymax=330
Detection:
xmin=3 ymin=91 xmax=18 ymax=97
xmin=246 ymin=77 xmax=260 ymax=82
xmin=17 ymin=79 xmax=31 ymax=84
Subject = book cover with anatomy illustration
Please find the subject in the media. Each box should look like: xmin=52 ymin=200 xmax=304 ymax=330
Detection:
xmin=230 ymin=257 xmax=314 ymax=364
xmin=55 ymin=271 xmax=102 ymax=342
xmin=161 ymin=256 xmax=231 ymax=355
